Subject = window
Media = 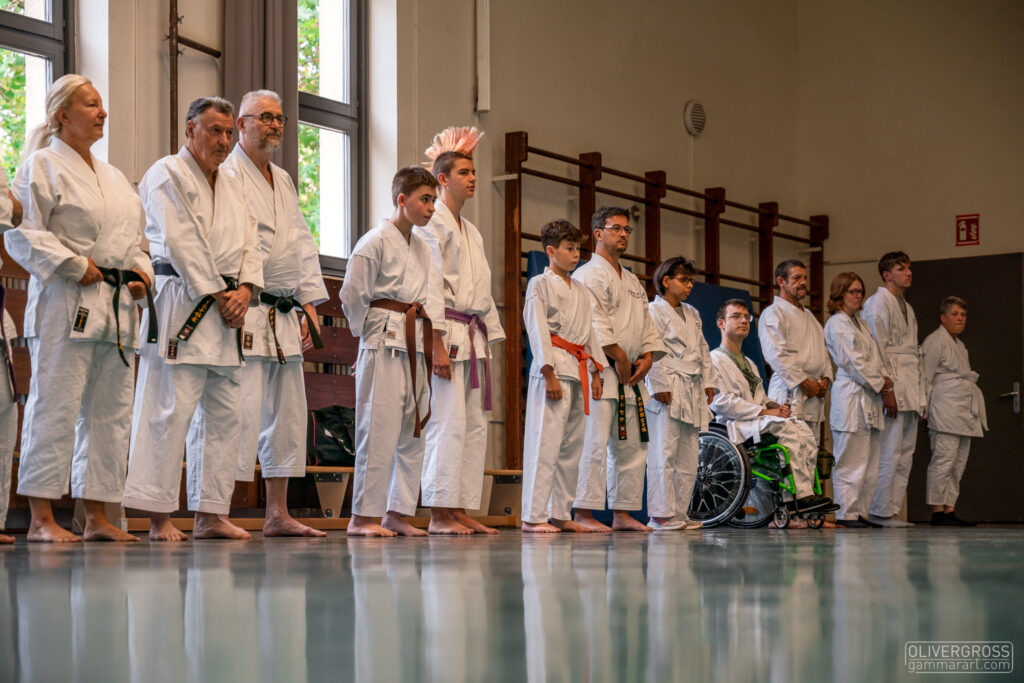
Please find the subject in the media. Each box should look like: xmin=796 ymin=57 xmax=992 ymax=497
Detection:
xmin=0 ymin=0 xmax=73 ymax=183
xmin=297 ymin=0 xmax=364 ymax=270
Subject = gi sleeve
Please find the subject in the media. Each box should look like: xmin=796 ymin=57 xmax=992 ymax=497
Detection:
xmin=758 ymin=307 xmax=807 ymax=389
xmin=416 ymin=223 xmax=447 ymax=334
xmin=574 ymin=269 xmax=616 ymax=348
xmin=861 ymin=298 xmax=895 ymax=375
xmin=0 ymin=172 xmax=13 ymax=228
xmin=339 ymin=248 xmax=378 ymax=339
xmin=292 ymin=196 xmax=328 ymax=306
xmin=644 ymin=303 xmax=672 ymax=394
xmin=709 ymin=355 xmax=765 ymax=422
xmin=523 ymin=276 xmax=555 ymax=371
xmin=827 ymin=319 xmax=884 ymax=392
xmin=237 ymin=206 xmax=264 ymax=302
xmin=920 ymin=332 xmax=946 ymax=409
xmin=640 ymin=300 xmax=667 ymax=362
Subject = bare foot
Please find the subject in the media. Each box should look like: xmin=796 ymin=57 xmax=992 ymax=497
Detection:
xmin=522 ymin=521 xmax=561 ymax=533
xmin=381 ymin=511 xmax=428 ymax=537
xmin=453 ymin=510 xmax=499 ymax=535
xmin=821 ymin=519 xmax=838 ymax=529
xmin=787 ymin=518 xmax=809 ymax=529
xmin=611 ymin=511 xmax=652 ymax=532
xmin=347 ymin=514 xmax=397 ymax=537
xmin=427 ymin=510 xmax=473 ymax=535
xmin=0 ymin=533 xmax=14 ymax=544
xmin=551 ymin=519 xmax=598 ymax=533
xmin=83 ymin=520 xmax=139 ymax=542
xmin=193 ymin=513 xmax=252 ymax=540
xmin=27 ymin=519 xmax=81 ymax=543
xmin=571 ymin=510 xmax=612 ymax=533
xmin=263 ymin=514 xmax=327 ymax=538
xmin=149 ymin=516 xmax=188 ymax=542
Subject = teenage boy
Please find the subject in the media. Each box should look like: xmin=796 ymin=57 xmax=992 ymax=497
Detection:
xmin=340 ymin=166 xmax=441 ymax=537
xmin=520 ymin=219 xmax=605 ymax=533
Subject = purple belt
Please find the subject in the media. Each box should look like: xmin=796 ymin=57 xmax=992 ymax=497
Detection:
xmin=445 ymin=308 xmax=492 ymax=410
xmin=0 ymin=284 xmax=16 ymax=399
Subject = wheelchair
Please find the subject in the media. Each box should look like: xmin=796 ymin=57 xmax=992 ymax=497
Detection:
xmin=687 ymin=423 xmax=837 ymax=529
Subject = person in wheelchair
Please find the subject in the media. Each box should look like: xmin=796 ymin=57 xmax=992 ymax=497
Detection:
xmin=709 ymin=299 xmax=834 ymax=517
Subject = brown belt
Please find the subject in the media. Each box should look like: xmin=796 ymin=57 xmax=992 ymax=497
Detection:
xmin=370 ymin=298 xmax=433 ymax=437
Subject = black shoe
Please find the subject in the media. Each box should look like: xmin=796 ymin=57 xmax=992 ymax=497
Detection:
xmin=947 ymin=512 xmax=977 ymax=527
xmin=836 ymin=518 xmax=868 ymax=528
xmin=931 ymin=511 xmax=957 ymax=526
xmin=790 ymin=495 xmax=832 ymax=512
xmin=858 ymin=516 xmax=883 ymax=528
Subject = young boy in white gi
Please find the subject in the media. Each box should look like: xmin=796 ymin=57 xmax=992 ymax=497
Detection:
xmin=340 ymin=166 xmax=441 ymax=537
xmin=0 ymin=172 xmax=22 ymax=544
xmin=520 ymin=220 xmax=605 ymax=533
xmin=922 ymin=296 xmax=985 ymax=526
xmin=861 ymin=251 xmax=924 ymax=527
xmin=645 ymin=257 xmax=715 ymax=531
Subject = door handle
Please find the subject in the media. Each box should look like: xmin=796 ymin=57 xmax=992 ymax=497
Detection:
xmin=999 ymin=381 xmax=1021 ymax=414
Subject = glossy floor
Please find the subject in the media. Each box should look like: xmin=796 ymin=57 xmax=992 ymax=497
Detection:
xmin=1 ymin=528 xmax=1022 ymax=682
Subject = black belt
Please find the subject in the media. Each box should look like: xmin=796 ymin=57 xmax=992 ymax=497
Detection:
xmin=259 ymin=292 xmax=323 ymax=364
xmin=0 ymin=284 xmax=15 ymax=397
xmin=153 ymin=262 xmax=244 ymax=362
xmin=97 ymin=267 xmax=158 ymax=367
xmin=617 ymin=369 xmax=649 ymax=443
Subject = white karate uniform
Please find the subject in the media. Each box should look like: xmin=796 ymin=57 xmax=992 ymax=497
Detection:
xmin=921 ymin=326 xmax=986 ymax=507
xmin=5 ymin=137 xmax=151 ymax=504
xmin=340 ymin=220 xmax=439 ymax=517
xmin=825 ymin=311 xmax=887 ymax=520
xmin=862 ymin=286 xmax=926 ymax=518
xmin=758 ymin=296 xmax=833 ymax=437
xmin=571 ymin=255 xmax=665 ymax=511
xmin=644 ymin=296 xmax=714 ymax=525
xmin=0 ymin=177 xmax=15 ymax=530
xmin=709 ymin=347 xmax=819 ymax=499
xmin=415 ymin=201 xmax=505 ymax=509
xmin=190 ymin=145 xmax=327 ymax=482
xmin=123 ymin=147 xmax=263 ymax=514
xmin=520 ymin=268 xmax=607 ymax=524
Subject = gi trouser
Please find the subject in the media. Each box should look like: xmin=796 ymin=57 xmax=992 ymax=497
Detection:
xmin=230 ymin=357 xmax=307 ymax=481
xmin=646 ymin=410 xmax=699 ymax=521
xmin=520 ymin=375 xmax=586 ymax=524
xmin=574 ymin=397 xmax=647 ymax=511
xmin=123 ymin=345 xmax=241 ymax=515
xmin=352 ymin=347 xmax=428 ymax=517
xmin=765 ymin=418 xmax=819 ymax=499
xmin=832 ymin=428 xmax=881 ymax=520
xmin=870 ymin=410 xmax=917 ymax=518
xmin=420 ymin=359 xmax=487 ymax=509
xmin=926 ymin=430 xmax=971 ymax=507
xmin=17 ymin=334 xmax=134 ymax=503
xmin=0 ymin=359 xmax=15 ymax=528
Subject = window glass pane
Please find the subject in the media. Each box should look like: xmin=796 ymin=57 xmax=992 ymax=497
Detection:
xmin=298 ymin=122 xmax=351 ymax=258
xmin=0 ymin=46 xmax=48 ymax=183
xmin=0 ymin=0 xmax=49 ymax=21
xmin=297 ymin=0 xmax=349 ymax=104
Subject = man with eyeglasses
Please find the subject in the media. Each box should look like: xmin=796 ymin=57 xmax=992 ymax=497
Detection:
xmin=189 ymin=89 xmax=328 ymax=538
xmin=711 ymin=299 xmax=833 ymax=516
xmin=570 ymin=206 xmax=665 ymax=532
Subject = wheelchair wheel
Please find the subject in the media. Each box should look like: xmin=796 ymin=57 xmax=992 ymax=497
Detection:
xmin=727 ymin=474 xmax=777 ymax=529
xmin=806 ymin=513 xmax=824 ymax=529
xmin=772 ymin=506 xmax=790 ymax=529
xmin=687 ymin=425 xmax=750 ymax=527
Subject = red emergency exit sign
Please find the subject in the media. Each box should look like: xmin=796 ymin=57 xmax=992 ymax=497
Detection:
xmin=955 ymin=214 xmax=979 ymax=246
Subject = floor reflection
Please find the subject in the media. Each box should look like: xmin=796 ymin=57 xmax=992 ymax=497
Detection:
xmin=1 ymin=529 xmax=1022 ymax=682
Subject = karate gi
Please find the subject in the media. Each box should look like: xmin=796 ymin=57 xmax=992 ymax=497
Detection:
xmin=572 ymin=255 xmax=664 ymax=511
xmin=921 ymin=327 xmax=986 ymax=507
xmin=0 ymin=176 xmax=16 ymax=530
xmin=758 ymin=296 xmax=833 ymax=438
xmin=190 ymin=145 xmax=327 ymax=482
xmin=862 ymin=286 xmax=926 ymax=518
xmin=520 ymin=268 xmax=607 ymax=524
xmin=122 ymin=147 xmax=262 ymax=514
xmin=6 ymin=137 xmax=151 ymax=504
xmin=415 ymin=201 xmax=504 ymax=509
xmin=825 ymin=311 xmax=887 ymax=520
xmin=709 ymin=347 xmax=819 ymax=499
xmin=340 ymin=220 xmax=439 ymax=517
xmin=644 ymin=296 xmax=714 ymax=526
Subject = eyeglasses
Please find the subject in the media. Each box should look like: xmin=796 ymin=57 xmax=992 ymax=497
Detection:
xmin=846 ymin=288 xmax=864 ymax=296
xmin=672 ymin=275 xmax=695 ymax=285
xmin=242 ymin=112 xmax=288 ymax=127
xmin=726 ymin=313 xmax=753 ymax=322
xmin=601 ymin=224 xmax=634 ymax=235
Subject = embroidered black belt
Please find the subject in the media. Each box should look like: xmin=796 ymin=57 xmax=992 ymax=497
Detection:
xmin=0 ymin=284 xmax=15 ymax=397
xmin=153 ymin=262 xmax=244 ymax=362
xmin=96 ymin=267 xmax=158 ymax=367
xmin=258 ymin=292 xmax=323 ymax=364
xmin=617 ymin=371 xmax=649 ymax=443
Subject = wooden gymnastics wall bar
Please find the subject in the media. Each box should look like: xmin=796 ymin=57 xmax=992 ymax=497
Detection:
xmin=167 ymin=0 xmax=222 ymax=153
xmin=502 ymin=130 xmax=829 ymax=469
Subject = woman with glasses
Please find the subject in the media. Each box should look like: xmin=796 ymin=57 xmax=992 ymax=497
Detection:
xmin=823 ymin=272 xmax=893 ymax=528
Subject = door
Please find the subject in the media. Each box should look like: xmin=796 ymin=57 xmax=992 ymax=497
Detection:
xmin=905 ymin=253 xmax=1023 ymax=522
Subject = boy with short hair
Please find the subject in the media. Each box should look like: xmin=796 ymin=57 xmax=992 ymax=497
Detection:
xmin=645 ymin=257 xmax=715 ymax=531
xmin=520 ymin=219 xmax=605 ymax=533
xmin=340 ymin=166 xmax=441 ymax=537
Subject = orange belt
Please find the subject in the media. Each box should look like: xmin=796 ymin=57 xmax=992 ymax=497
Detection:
xmin=550 ymin=334 xmax=604 ymax=415
xmin=369 ymin=299 xmax=433 ymax=437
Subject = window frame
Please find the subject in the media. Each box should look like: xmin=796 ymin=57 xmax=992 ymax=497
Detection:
xmin=0 ymin=0 xmax=74 ymax=77
xmin=298 ymin=0 xmax=366 ymax=276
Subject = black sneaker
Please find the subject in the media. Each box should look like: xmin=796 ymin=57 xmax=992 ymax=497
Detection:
xmin=931 ymin=511 xmax=957 ymax=526
xmin=788 ymin=495 xmax=832 ymax=512
xmin=947 ymin=512 xmax=977 ymax=527
xmin=857 ymin=516 xmax=883 ymax=528
xmin=836 ymin=518 xmax=868 ymax=528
